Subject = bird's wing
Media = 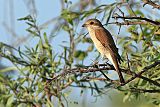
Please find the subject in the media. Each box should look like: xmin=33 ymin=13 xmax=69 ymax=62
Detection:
xmin=94 ymin=28 xmax=122 ymax=63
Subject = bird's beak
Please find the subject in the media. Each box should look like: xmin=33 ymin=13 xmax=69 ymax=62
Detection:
xmin=82 ymin=24 xmax=86 ymax=27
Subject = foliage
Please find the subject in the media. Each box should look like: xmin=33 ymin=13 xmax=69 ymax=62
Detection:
xmin=0 ymin=0 xmax=160 ymax=107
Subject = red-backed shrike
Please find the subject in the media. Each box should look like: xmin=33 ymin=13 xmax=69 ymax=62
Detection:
xmin=82 ymin=19 xmax=125 ymax=83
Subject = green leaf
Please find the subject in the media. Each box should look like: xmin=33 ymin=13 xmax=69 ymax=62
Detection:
xmin=74 ymin=50 xmax=87 ymax=60
xmin=17 ymin=15 xmax=33 ymax=21
xmin=6 ymin=95 xmax=14 ymax=107
xmin=82 ymin=37 xmax=92 ymax=43
xmin=0 ymin=67 xmax=17 ymax=73
xmin=18 ymin=78 xmax=26 ymax=84
xmin=135 ymin=10 xmax=144 ymax=17
xmin=26 ymin=29 xmax=38 ymax=36
xmin=43 ymin=32 xmax=49 ymax=44
xmin=17 ymin=103 xmax=26 ymax=107
xmin=62 ymin=25 xmax=71 ymax=31
xmin=123 ymin=92 xmax=131 ymax=102
xmin=74 ymin=50 xmax=80 ymax=57
xmin=61 ymin=9 xmax=80 ymax=25
xmin=87 ymin=45 xmax=94 ymax=52
xmin=105 ymin=6 xmax=114 ymax=25
xmin=26 ymin=22 xmax=35 ymax=27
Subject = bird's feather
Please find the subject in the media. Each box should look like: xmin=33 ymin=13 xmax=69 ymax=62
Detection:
xmin=94 ymin=27 xmax=122 ymax=63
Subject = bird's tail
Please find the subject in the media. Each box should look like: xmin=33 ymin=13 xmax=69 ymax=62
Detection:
xmin=107 ymin=53 xmax=125 ymax=83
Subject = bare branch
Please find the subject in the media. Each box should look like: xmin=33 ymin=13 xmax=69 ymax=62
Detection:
xmin=130 ymin=88 xmax=160 ymax=93
xmin=49 ymin=61 xmax=160 ymax=87
xmin=112 ymin=15 xmax=160 ymax=26
xmin=143 ymin=0 xmax=160 ymax=9
xmin=121 ymin=60 xmax=160 ymax=86
xmin=108 ymin=21 xmax=148 ymax=26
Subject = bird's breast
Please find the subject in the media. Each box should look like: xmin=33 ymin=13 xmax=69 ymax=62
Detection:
xmin=87 ymin=27 xmax=109 ymax=57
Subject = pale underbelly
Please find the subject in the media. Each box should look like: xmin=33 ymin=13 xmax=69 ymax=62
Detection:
xmin=87 ymin=28 xmax=117 ymax=69
xmin=90 ymin=36 xmax=109 ymax=57
xmin=87 ymin=28 xmax=110 ymax=57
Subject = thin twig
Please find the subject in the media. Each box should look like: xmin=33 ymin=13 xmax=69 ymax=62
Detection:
xmin=108 ymin=21 xmax=148 ymax=25
xmin=112 ymin=15 xmax=160 ymax=26
xmin=121 ymin=60 xmax=160 ymax=86
xmin=130 ymin=87 xmax=160 ymax=93
xmin=49 ymin=61 xmax=160 ymax=87
xmin=142 ymin=0 xmax=160 ymax=9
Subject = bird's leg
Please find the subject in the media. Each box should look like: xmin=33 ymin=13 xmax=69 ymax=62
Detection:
xmin=91 ymin=60 xmax=99 ymax=68
xmin=102 ymin=56 xmax=110 ymax=65
xmin=91 ymin=59 xmax=111 ymax=81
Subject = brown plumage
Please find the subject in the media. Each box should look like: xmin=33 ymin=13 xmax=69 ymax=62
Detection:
xmin=82 ymin=19 xmax=125 ymax=83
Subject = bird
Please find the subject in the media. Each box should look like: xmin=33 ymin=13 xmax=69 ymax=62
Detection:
xmin=82 ymin=19 xmax=125 ymax=83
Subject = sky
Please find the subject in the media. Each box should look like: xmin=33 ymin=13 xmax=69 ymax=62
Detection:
xmin=0 ymin=0 xmax=60 ymax=43
xmin=0 ymin=0 xmax=62 ymax=66
xmin=0 ymin=0 xmax=117 ymax=66
xmin=0 ymin=0 xmax=115 ymax=106
xmin=1 ymin=0 xmax=159 ymax=106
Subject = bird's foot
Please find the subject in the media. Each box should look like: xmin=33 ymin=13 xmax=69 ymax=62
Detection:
xmin=91 ymin=60 xmax=99 ymax=68
xmin=101 ymin=57 xmax=110 ymax=64
xmin=119 ymin=82 xmax=125 ymax=86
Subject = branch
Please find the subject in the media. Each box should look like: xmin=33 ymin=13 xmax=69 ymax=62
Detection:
xmin=121 ymin=60 xmax=160 ymax=86
xmin=112 ymin=15 xmax=160 ymax=26
xmin=49 ymin=60 xmax=160 ymax=87
xmin=108 ymin=21 xmax=148 ymax=26
xmin=130 ymin=88 xmax=160 ymax=93
xmin=48 ymin=65 xmax=114 ymax=83
xmin=142 ymin=0 xmax=160 ymax=9
xmin=133 ymin=74 xmax=160 ymax=87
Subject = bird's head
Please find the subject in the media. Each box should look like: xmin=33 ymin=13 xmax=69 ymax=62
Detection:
xmin=82 ymin=19 xmax=103 ymax=28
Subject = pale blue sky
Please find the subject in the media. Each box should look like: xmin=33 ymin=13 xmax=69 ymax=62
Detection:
xmin=1 ymin=1 xmax=159 ymax=106
xmin=0 ymin=1 xmax=114 ymax=106
xmin=0 ymin=0 xmax=114 ymax=65
xmin=0 ymin=0 xmax=61 ymax=43
xmin=1 ymin=0 xmax=159 ymax=73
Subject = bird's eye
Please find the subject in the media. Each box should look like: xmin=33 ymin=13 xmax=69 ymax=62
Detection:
xmin=90 ymin=21 xmax=94 ymax=25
